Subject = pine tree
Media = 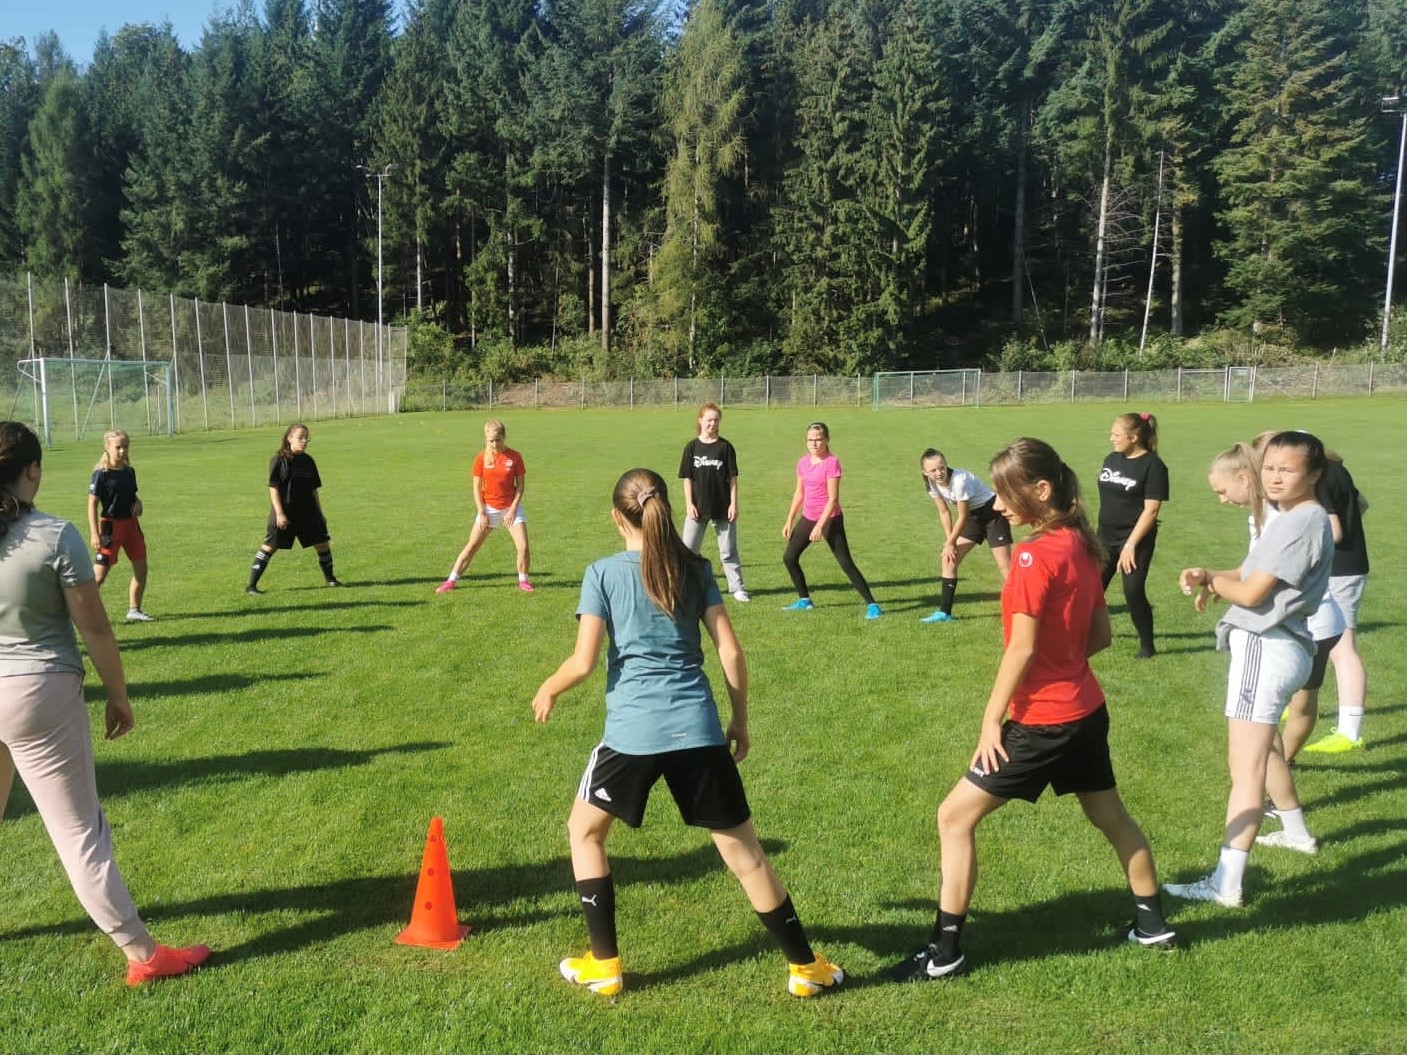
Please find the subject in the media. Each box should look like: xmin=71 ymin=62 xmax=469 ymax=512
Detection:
xmin=1215 ymin=0 xmax=1383 ymax=342
xmin=0 ymin=41 xmax=40 ymax=265
xmin=18 ymin=65 xmax=98 ymax=280
xmin=655 ymin=0 xmax=748 ymax=372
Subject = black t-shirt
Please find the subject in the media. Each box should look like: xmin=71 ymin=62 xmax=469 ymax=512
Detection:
xmin=1097 ymin=451 xmax=1169 ymax=541
xmin=678 ymin=437 xmax=739 ymax=520
xmin=268 ymin=452 xmax=322 ymax=512
xmin=88 ymin=466 xmax=139 ymax=519
xmin=1316 ymin=459 xmax=1369 ymax=575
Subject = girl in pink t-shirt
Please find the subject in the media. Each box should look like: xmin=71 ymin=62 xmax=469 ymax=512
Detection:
xmin=780 ymin=422 xmax=880 ymax=618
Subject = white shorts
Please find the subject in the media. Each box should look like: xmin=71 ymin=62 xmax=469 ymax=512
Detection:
xmin=476 ymin=505 xmax=526 ymax=530
xmin=1224 ymin=627 xmax=1312 ymax=725
xmin=1327 ymin=575 xmax=1366 ymax=629
xmin=1307 ymin=593 xmax=1345 ymax=642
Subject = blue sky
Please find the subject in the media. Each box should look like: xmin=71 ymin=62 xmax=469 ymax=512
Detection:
xmin=6 ymin=1 xmax=409 ymax=66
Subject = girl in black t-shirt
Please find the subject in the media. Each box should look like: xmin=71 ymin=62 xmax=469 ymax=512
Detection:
xmin=1096 ymin=412 xmax=1168 ymax=658
xmin=245 ymin=423 xmax=340 ymax=594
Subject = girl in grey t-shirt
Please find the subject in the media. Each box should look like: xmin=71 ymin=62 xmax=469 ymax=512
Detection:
xmin=1169 ymin=431 xmax=1334 ymax=909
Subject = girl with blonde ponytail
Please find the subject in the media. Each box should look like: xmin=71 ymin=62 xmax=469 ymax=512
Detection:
xmin=533 ymin=468 xmax=843 ymax=999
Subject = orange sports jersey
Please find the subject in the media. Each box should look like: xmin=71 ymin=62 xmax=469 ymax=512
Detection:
xmin=473 ymin=448 xmax=525 ymax=508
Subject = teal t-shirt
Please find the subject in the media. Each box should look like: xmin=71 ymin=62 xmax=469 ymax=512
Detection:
xmin=576 ymin=550 xmax=725 ymax=755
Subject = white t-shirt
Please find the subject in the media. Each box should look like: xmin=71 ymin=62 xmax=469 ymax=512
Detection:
xmin=925 ymin=468 xmax=995 ymax=508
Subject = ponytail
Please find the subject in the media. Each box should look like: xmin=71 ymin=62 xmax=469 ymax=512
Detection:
xmin=483 ymin=418 xmax=506 ymax=469
xmin=0 ymin=421 xmax=42 ymax=540
xmin=1211 ymin=442 xmax=1266 ymax=535
xmin=613 ymin=468 xmax=706 ymax=618
xmin=1116 ymin=411 xmax=1159 ymax=454
xmin=989 ymin=437 xmax=1104 ymax=563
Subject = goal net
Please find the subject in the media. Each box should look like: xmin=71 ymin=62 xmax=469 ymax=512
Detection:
xmin=872 ymin=368 xmax=983 ymax=410
xmin=9 ymin=357 xmax=174 ymax=446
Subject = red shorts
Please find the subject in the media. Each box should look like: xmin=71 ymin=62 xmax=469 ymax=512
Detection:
xmin=96 ymin=517 xmax=147 ymax=566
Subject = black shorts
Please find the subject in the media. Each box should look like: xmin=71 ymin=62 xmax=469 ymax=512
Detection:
xmin=264 ymin=510 xmax=329 ymax=550
xmin=1304 ymin=634 xmax=1341 ymax=692
xmin=576 ymin=743 xmax=751 ymax=830
xmin=958 ymin=500 xmax=1014 ymax=548
xmin=965 ymin=704 xmax=1116 ymax=803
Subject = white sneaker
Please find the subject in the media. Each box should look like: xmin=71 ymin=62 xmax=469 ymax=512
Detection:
xmin=1255 ymin=830 xmax=1318 ymax=855
xmin=125 ymin=609 xmax=155 ymax=622
xmin=1165 ymin=875 xmax=1242 ymax=907
xmin=732 ymin=590 xmax=751 ymax=603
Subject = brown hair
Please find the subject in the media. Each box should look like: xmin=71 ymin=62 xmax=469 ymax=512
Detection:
xmin=0 ymin=421 xmax=42 ymax=539
xmin=1210 ymin=442 xmax=1266 ymax=535
xmin=276 ymin=422 xmax=309 ymax=460
xmin=696 ymin=403 xmax=721 ymax=432
xmin=989 ymin=437 xmax=1103 ymax=562
xmin=1115 ymin=412 xmax=1159 ymax=453
xmin=612 ymin=468 xmax=708 ymax=618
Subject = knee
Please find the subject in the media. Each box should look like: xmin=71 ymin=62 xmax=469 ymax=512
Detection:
xmin=936 ymin=800 xmax=972 ymax=840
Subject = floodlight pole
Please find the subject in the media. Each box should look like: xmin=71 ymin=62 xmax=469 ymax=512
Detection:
xmin=359 ymin=163 xmax=395 ymax=393
xmin=1382 ymin=98 xmax=1407 ymax=355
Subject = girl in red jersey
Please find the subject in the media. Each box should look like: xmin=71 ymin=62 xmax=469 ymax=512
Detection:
xmin=436 ymin=419 xmax=533 ymax=593
xmin=890 ymin=438 xmax=1173 ymax=982
xmin=86 ymin=429 xmax=153 ymax=622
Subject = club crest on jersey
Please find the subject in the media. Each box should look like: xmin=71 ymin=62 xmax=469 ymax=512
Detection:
xmin=1018 ymin=551 xmax=1034 ymax=568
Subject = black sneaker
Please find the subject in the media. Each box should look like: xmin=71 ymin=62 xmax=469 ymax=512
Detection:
xmin=245 ymin=586 xmax=264 ymax=595
xmin=886 ymin=944 xmax=966 ymax=982
xmin=325 ymin=578 xmax=342 ymax=587
xmin=1126 ymin=923 xmax=1177 ymax=950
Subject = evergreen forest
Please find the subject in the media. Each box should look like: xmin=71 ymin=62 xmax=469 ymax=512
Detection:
xmin=2 ymin=0 xmax=1404 ymax=379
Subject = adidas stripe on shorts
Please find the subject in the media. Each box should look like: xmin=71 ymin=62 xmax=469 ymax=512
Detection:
xmin=1223 ymin=626 xmax=1312 ymax=725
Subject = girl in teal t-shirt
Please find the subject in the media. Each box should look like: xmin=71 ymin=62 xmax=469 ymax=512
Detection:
xmin=533 ymin=467 xmax=843 ymax=999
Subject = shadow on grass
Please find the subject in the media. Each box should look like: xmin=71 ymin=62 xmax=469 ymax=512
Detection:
xmin=118 ymin=624 xmax=395 ymax=651
xmin=87 ymin=670 xmax=319 ymax=701
xmin=4 ymin=742 xmax=452 ymax=819
xmin=150 ymin=600 xmax=423 ymax=621
xmin=0 ymin=837 xmax=787 ymax=971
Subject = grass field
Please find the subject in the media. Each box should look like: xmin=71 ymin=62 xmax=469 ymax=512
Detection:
xmin=2 ymin=399 xmax=1403 ymax=1054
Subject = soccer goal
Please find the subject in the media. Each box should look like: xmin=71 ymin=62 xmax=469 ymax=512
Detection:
xmin=872 ymin=368 xmax=983 ymax=410
xmin=10 ymin=357 xmax=174 ymax=447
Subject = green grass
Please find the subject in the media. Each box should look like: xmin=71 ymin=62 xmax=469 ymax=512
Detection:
xmin=2 ymin=400 xmax=1403 ymax=1054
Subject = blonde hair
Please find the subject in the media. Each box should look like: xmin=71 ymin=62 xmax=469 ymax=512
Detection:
xmin=483 ymin=419 xmax=506 ymax=469
xmin=612 ymin=468 xmax=708 ymax=618
xmin=1210 ymin=442 xmax=1266 ymax=535
xmin=95 ymin=429 xmax=131 ymax=470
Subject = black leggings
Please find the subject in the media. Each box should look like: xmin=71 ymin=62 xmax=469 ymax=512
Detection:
xmin=1100 ymin=528 xmax=1157 ymax=653
xmin=783 ymin=515 xmax=876 ymax=604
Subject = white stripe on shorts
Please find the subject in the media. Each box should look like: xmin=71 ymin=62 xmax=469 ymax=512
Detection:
xmin=577 ymin=743 xmax=604 ymax=802
xmin=1224 ymin=627 xmax=1312 ymax=725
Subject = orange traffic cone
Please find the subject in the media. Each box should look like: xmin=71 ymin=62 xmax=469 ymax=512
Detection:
xmin=396 ymin=816 xmax=471 ymax=950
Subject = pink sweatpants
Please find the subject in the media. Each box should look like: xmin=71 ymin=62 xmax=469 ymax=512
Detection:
xmin=0 ymin=672 xmax=148 ymax=950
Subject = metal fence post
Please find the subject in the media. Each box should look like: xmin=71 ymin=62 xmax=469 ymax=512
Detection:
xmin=1176 ymin=366 xmax=1182 ymax=402
xmin=271 ymin=308 xmax=281 ymax=423
xmin=673 ymin=376 xmax=678 ymax=407
xmin=1369 ymin=360 xmax=1375 ymax=395
xmin=765 ymin=375 xmax=770 ymax=408
xmin=1311 ymin=362 xmax=1319 ymax=400
xmin=195 ymin=298 xmax=209 ymax=430
xmin=169 ymin=294 xmax=181 ymax=432
xmin=26 ymin=271 xmax=35 ymax=358
xmin=535 ymin=378 xmax=539 ymax=408
xmin=245 ymin=304 xmax=257 ymax=425
xmin=719 ymin=375 xmax=725 ymax=404
xmin=102 ymin=283 xmax=115 ymax=427
xmin=222 ymin=302 xmax=237 ymax=427
xmin=1070 ymin=370 xmax=1076 ymax=403
xmin=813 ymin=373 xmax=818 ymax=405
xmin=489 ymin=378 xmax=494 ymax=409
xmin=1123 ymin=368 xmax=1129 ymax=400
xmin=292 ymin=311 xmax=302 ymax=417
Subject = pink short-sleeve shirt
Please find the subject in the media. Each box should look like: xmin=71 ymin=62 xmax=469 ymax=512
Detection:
xmin=797 ymin=454 xmax=842 ymax=521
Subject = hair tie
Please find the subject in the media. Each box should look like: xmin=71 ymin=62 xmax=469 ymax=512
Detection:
xmin=638 ymin=487 xmax=657 ymax=506
xmin=1139 ymin=412 xmax=1150 ymax=421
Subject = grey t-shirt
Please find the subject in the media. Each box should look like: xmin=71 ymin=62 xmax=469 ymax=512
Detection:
xmin=1217 ymin=502 xmax=1333 ymax=648
xmin=0 ymin=507 xmax=94 ymax=676
xmin=577 ymin=550 xmax=726 ymax=755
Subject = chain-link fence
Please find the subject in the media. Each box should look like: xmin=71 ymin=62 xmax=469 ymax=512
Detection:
xmin=2 ymin=272 xmax=407 ymax=443
xmin=397 ymin=374 xmax=872 ymax=412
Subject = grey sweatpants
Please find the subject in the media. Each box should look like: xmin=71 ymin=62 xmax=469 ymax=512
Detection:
xmin=682 ymin=516 xmax=745 ymax=595
xmin=0 ymin=672 xmax=148 ymax=950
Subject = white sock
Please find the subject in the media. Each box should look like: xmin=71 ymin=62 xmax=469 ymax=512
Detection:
xmin=1277 ymin=807 xmax=1312 ymax=840
xmin=518 ymin=571 xmax=529 ymax=583
xmin=1213 ymin=846 xmax=1249 ymax=893
xmin=446 ymin=571 xmax=460 ymax=583
xmin=1337 ymin=708 xmax=1365 ymax=742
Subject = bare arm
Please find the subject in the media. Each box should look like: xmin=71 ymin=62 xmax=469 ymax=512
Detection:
xmin=87 ymin=494 xmax=101 ymax=548
xmin=1207 ymin=567 xmax=1278 ymax=609
xmin=972 ymin=613 xmax=1038 ymax=774
xmin=703 ymin=603 xmax=749 ymax=760
xmin=472 ymin=475 xmax=486 ymax=517
xmin=727 ymin=475 xmax=738 ymax=523
xmin=270 ymin=485 xmax=288 ymax=528
xmin=1086 ymin=606 xmax=1112 ymax=657
xmin=1327 ymin=512 xmax=1343 ymax=544
xmin=505 ymin=472 xmax=525 ymax=517
xmin=782 ymin=478 xmax=804 ymax=538
xmin=64 ymin=582 xmax=134 ymax=739
xmin=532 ymin=615 xmax=605 ymax=722
xmin=683 ymin=478 xmax=697 ymax=521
